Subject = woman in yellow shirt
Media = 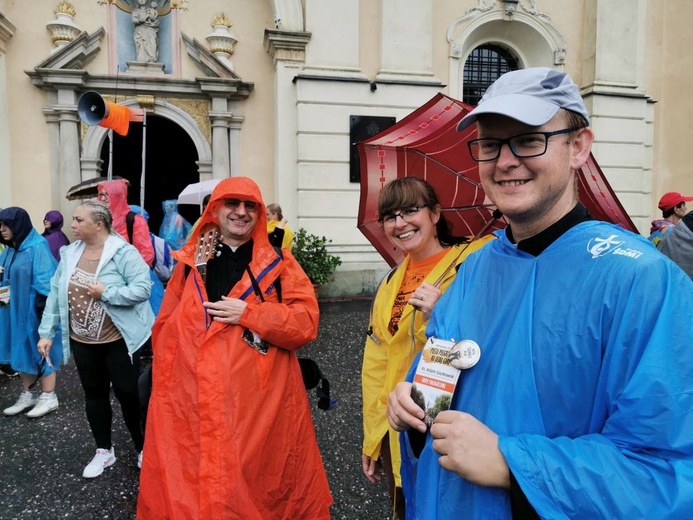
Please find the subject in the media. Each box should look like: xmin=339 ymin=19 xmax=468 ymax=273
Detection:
xmin=361 ymin=178 xmax=493 ymax=518
xmin=266 ymin=203 xmax=294 ymax=250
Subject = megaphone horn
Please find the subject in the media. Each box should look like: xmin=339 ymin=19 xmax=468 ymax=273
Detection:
xmin=77 ymin=91 xmax=133 ymax=137
xmin=77 ymin=91 xmax=108 ymax=125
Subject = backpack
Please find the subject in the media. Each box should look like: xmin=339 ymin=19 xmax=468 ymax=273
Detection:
xmin=126 ymin=211 xmax=174 ymax=283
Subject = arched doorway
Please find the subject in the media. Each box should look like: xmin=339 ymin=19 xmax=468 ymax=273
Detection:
xmin=100 ymin=115 xmax=200 ymax=233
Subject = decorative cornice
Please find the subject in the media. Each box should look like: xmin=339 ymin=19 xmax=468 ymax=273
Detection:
xmin=0 ymin=12 xmax=17 ymax=54
xmin=263 ymin=29 xmax=311 ymax=66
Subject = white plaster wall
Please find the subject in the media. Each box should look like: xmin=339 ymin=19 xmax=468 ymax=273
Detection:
xmin=304 ymin=0 xmax=360 ymax=71
xmin=294 ymin=77 xmax=443 ymax=284
xmin=379 ymin=0 xmax=433 ymax=76
xmin=0 ymin=53 xmax=11 ymax=209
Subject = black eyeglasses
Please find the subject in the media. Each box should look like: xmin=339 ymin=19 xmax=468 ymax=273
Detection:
xmin=378 ymin=205 xmax=427 ymax=226
xmin=468 ymin=127 xmax=581 ymax=162
xmin=224 ymin=199 xmax=259 ymax=212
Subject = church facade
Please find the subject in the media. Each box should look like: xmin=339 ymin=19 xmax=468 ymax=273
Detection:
xmin=0 ymin=0 xmax=690 ymax=296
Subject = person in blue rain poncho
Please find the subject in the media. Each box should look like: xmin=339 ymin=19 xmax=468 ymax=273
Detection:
xmin=386 ymin=68 xmax=693 ymax=519
xmin=159 ymin=199 xmax=191 ymax=251
xmin=129 ymin=205 xmax=172 ymax=316
xmin=0 ymin=207 xmax=62 ymax=419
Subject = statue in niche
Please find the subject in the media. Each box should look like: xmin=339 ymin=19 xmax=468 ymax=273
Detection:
xmin=133 ymin=0 xmax=160 ymax=63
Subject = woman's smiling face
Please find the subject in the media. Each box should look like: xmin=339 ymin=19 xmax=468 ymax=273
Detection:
xmin=381 ymin=203 xmax=442 ymax=261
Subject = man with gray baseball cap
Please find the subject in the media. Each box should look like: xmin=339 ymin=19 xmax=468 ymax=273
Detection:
xmin=456 ymin=67 xmax=590 ymax=131
xmin=387 ymin=67 xmax=693 ymax=519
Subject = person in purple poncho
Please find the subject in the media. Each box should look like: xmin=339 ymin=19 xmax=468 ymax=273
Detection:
xmin=42 ymin=210 xmax=70 ymax=261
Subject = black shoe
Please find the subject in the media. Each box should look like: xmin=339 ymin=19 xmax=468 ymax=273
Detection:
xmin=0 ymin=364 xmax=18 ymax=378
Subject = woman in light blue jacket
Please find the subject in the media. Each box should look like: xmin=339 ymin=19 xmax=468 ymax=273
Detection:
xmin=38 ymin=200 xmax=154 ymax=479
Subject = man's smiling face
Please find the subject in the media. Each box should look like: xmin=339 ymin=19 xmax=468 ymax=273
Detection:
xmin=214 ymin=198 xmax=260 ymax=247
xmin=476 ymin=111 xmax=592 ymax=238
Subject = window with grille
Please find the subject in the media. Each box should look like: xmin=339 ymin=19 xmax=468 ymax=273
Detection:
xmin=463 ymin=45 xmax=520 ymax=106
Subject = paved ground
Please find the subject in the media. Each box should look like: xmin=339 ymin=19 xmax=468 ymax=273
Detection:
xmin=0 ymin=299 xmax=394 ymax=520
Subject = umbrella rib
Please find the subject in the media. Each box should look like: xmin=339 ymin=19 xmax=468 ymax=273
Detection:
xmin=407 ymin=148 xmax=482 ymax=189
xmin=442 ymin=204 xmax=496 ymax=212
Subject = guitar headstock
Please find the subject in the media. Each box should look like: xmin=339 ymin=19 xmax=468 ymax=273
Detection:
xmin=194 ymin=223 xmax=219 ymax=282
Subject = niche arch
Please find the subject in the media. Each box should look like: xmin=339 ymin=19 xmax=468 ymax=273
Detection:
xmin=447 ymin=10 xmax=567 ymax=100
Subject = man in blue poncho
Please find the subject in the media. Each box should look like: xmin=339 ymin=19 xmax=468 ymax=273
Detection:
xmin=386 ymin=67 xmax=693 ymax=519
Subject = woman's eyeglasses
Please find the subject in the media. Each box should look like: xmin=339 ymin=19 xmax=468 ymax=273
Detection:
xmin=378 ymin=205 xmax=426 ymax=227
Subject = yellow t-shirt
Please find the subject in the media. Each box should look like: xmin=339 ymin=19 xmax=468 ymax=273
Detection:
xmin=266 ymin=221 xmax=294 ymax=249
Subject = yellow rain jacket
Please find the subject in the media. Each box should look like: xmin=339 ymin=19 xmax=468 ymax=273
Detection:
xmin=361 ymin=237 xmax=494 ymax=486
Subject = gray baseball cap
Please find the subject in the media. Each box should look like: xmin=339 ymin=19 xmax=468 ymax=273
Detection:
xmin=457 ymin=67 xmax=590 ymax=131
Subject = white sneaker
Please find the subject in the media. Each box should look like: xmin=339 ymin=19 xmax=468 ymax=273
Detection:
xmin=137 ymin=451 xmax=143 ymax=469
xmin=26 ymin=392 xmax=59 ymax=418
xmin=83 ymin=448 xmax=116 ymax=478
xmin=3 ymin=391 xmax=39 ymax=416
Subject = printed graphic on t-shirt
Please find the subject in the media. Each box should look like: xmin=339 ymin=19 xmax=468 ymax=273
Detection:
xmin=388 ymin=273 xmax=426 ymax=336
xmin=68 ymin=267 xmax=106 ymax=340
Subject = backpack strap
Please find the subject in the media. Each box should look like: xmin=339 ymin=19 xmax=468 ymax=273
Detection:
xmin=126 ymin=211 xmax=136 ymax=245
xmin=245 ymin=246 xmax=283 ymax=303
xmin=272 ymin=246 xmax=282 ymax=303
xmin=149 ymin=233 xmax=157 ymax=269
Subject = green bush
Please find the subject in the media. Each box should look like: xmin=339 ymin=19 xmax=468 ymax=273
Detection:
xmin=292 ymin=227 xmax=342 ymax=285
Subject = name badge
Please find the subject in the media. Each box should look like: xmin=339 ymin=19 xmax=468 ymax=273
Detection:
xmin=411 ymin=337 xmax=482 ymax=428
xmin=0 ymin=286 xmax=10 ymax=308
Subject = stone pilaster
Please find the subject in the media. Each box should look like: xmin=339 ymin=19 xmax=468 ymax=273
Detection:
xmin=264 ymin=29 xmax=311 ymax=225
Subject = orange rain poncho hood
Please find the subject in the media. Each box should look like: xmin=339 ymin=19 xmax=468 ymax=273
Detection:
xmin=137 ymin=177 xmax=332 ymax=520
xmin=97 ymin=179 xmax=154 ymax=266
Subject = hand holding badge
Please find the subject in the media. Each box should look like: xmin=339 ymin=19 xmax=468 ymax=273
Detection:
xmin=410 ymin=337 xmax=481 ymax=428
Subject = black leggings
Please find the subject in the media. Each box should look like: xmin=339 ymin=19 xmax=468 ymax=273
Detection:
xmin=72 ymin=338 xmax=144 ymax=453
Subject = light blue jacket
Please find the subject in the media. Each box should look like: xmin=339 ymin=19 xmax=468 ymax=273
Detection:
xmin=39 ymin=234 xmax=155 ymax=362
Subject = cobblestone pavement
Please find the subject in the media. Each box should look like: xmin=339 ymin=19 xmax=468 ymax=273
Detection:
xmin=0 ymin=299 xmax=394 ymax=519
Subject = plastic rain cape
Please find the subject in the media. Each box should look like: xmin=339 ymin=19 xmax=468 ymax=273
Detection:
xmin=400 ymin=221 xmax=693 ymax=519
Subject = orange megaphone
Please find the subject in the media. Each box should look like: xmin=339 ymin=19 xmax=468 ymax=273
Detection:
xmin=77 ymin=91 xmax=143 ymax=136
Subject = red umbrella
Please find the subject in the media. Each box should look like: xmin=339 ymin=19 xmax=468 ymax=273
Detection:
xmin=357 ymin=93 xmax=637 ymax=267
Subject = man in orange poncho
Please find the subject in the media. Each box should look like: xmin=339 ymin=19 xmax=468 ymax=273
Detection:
xmin=137 ymin=177 xmax=332 ymax=519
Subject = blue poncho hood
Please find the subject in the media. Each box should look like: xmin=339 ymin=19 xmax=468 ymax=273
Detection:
xmin=0 ymin=207 xmax=34 ymax=248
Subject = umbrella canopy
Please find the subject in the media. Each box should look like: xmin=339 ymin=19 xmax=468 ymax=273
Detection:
xmin=357 ymin=93 xmax=637 ymax=267
xmin=65 ymin=176 xmax=130 ymax=201
xmin=177 ymin=179 xmax=221 ymax=206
